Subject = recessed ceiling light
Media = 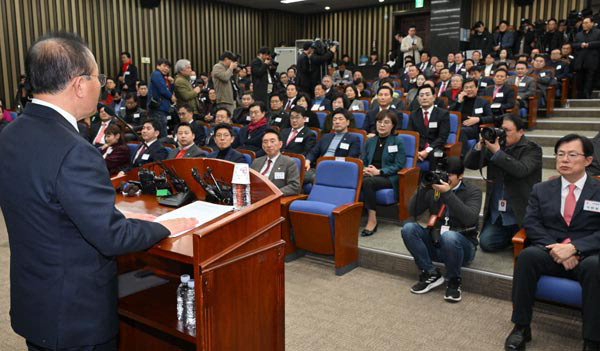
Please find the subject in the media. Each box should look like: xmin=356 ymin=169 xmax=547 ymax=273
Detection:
xmin=379 ymin=0 xmax=385 ymax=2
xmin=325 ymin=6 xmax=331 ymax=10
xmin=280 ymin=0 xmax=305 ymax=3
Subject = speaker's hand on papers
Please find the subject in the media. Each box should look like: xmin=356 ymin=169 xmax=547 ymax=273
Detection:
xmin=158 ymin=218 xmax=199 ymax=236
xmin=123 ymin=212 xmax=158 ymax=221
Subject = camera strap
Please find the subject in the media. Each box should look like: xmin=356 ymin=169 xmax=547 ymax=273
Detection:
xmin=478 ymin=143 xmax=494 ymax=183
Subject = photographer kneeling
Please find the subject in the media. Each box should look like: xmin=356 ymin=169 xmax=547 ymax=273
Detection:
xmin=464 ymin=114 xmax=542 ymax=252
xmin=401 ymin=157 xmax=482 ymax=302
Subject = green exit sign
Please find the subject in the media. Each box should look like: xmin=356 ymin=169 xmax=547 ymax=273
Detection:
xmin=415 ymin=0 xmax=424 ymax=8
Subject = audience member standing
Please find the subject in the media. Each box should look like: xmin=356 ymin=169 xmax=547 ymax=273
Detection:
xmin=401 ymin=26 xmax=424 ymax=64
xmin=251 ymin=47 xmax=273 ymax=104
xmin=174 ymin=59 xmax=201 ymax=113
xmin=211 ymin=51 xmax=238 ymax=114
xmin=573 ymin=17 xmax=600 ymax=99
xmin=148 ymin=58 xmax=175 ymax=137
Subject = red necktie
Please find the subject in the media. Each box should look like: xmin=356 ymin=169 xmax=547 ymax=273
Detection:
xmin=261 ymin=159 xmax=272 ymax=176
xmin=136 ymin=144 xmax=147 ymax=161
xmin=563 ymin=184 xmax=576 ymax=226
xmin=94 ymin=122 xmax=108 ymax=144
xmin=286 ymin=129 xmax=299 ymax=146
xmin=439 ymin=82 xmax=446 ymax=96
xmin=423 ymin=111 xmax=429 ymax=127
xmin=285 ymin=100 xmax=292 ymax=111
xmin=176 ymin=149 xmax=187 ymax=159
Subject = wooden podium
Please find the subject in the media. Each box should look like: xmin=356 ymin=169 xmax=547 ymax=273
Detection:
xmin=111 ymin=158 xmax=285 ymax=351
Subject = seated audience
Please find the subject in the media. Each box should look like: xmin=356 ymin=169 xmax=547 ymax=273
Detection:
xmin=293 ymin=93 xmax=321 ymax=128
xmin=361 ymin=110 xmax=406 ymax=236
xmin=345 ymin=85 xmax=365 ymax=111
xmin=232 ymin=91 xmax=254 ymax=125
xmin=121 ymin=93 xmax=148 ymax=133
xmin=136 ymin=80 xmax=149 ymax=110
xmin=371 ymin=79 xmax=403 ymax=110
xmin=206 ymin=108 xmax=240 ymax=150
xmin=402 ymin=157 xmax=481 ymax=302
xmin=100 ymin=124 xmax=131 ymax=176
xmin=402 ymin=65 xmax=421 ymax=92
xmin=406 ymin=73 xmax=427 ymax=108
xmin=250 ymin=129 xmax=300 ymax=196
xmin=238 ymin=101 xmax=269 ymax=157
xmin=505 ymin=134 xmax=600 ymax=351
xmin=507 ymin=62 xmax=536 ymax=109
xmin=528 ymin=55 xmax=557 ymax=106
xmin=407 ymin=85 xmax=450 ymax=162
xmin=90 ymin=105 xmax=118 ymax=147
xmin=435 ymin=68 xmax=452 ymax=97
xmin=267 ymin=94 xmax=289 ymax=129
xmin=167 ymin=122 xmax=206 ymax=159
xmin=322 ymin=75 xmax=336 ymax=100
xmin=418 ymin=51 xmax=434 ymax=79
xmin=322 ymin=95 xmax=355 ymax=134
xmin=464 ymin=114 xmax=542 ymax=252
xmin=174 ymin=104 xmax=206 ymax=146
xmin=548 ymin=48 xmax=570 ymax=80
xmin=128 ymin=119 xmax=168 ymax=170
xmin=283 ymin=83 xmax=299 ymax=111
xmin=311 ymin=84 xmax=332 ymax=112
xmin=364 ymin=86 xmax=401 ymax=137
xmin=281 ymin=106 xmax=317 ymax=156
xmin=198 ymin=88 xmax=218 ymax=121
xmin=483 ymin=53 xmax=496 ymax=76
xmin=450 ymin=78 xmax=493 ymax=147
xmin=332 ymin=62 xmax=353 ymax=86
xmin=442 ymin=74 xmax=463 ymax=104
xmin=449 ymin=52 xmax=466 ymax=75
xmin=371 ymin=66 xmax=391 ymax=93
xmin=468 ymin=66 xmax=494 ymax=95
xmin=206 ymin=123 xmax=247 ymax=163
xmin=483 ymin=68 xmax=516 ymax=111
xmin=304 ymin=109 xmax=361 ymax=184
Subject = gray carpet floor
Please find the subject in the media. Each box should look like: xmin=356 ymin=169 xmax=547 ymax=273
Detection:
xmin=0 ymin=211 xmax=583 ymax=350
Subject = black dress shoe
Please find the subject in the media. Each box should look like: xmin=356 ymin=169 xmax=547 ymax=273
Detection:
xmin=584 ymin=340 xmax=600 ymax=351
xmin=504 ymin=325 xmax=531 ymax=351
xmin=361 ymin=224 xmax=378 ymax=237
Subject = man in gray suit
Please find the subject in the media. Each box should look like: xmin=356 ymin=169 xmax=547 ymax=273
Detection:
xmin=508 ymin=62 xmax=536 ymax=109
xmin=250 ymin=128 xmax=300 ymax=196
xmin=167 ymin=122 xmax=207 ymax=159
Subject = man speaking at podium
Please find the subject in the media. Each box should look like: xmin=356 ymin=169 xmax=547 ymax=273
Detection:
xmin=0 ymin=32 xmax=197 ymax=350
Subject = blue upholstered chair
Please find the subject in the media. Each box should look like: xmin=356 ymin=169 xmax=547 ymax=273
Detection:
xmin=237 ymin=149 xmax=255 ymax=166
xmin=359 ymin=99 xmax=369 ymax=111
xmin=308 ymin=127 xmax=321 ymax=141
xmin=127 ymin=143 xmax=139 ymax=156
xmin=316 ymin=112 xmax=328 ymax=128
xmin=347 ymin=128 xmax=367 ymax=156
xmin=352 ymin=112 xmax=366 ymax=129
xmin=288 ymin=157 xmax=364 ymax=275
xmin=392 ymin=131 xmax=421 ymax=219
xmin=513 ymin=228 xmax=582 ymax=308
xmin=446 ymin=111 xmax=462 ymax=157
xmin=280 ymin=152 xmax=307 ymax=261
xmin=399 ymin=111 xmax=410 ymax=130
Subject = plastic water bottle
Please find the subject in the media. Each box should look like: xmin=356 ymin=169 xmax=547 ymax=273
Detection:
xmin=176 ymin=274 xmax=190 ymax=321
xmin=185 ymin=280 xmax=196 ymax=329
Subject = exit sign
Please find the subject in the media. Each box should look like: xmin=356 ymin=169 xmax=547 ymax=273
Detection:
xmin=416 ymin=0 xmax=424 ymax=8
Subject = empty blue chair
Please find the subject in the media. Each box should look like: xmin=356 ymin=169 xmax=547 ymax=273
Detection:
xmin=127 ymin=143 xmax=138 ymax=156
xmin=241 ymin=153 xmax=252 ymax=165
xmin=316 ymin=112 xmax=328 ymax=128
xmin=352 ymin=112 xmax=366 ymax=129
xmin=446 ymin=112 xmax=462 ymax=157
xmin=289 ymin=157 xmax=364 ymax=275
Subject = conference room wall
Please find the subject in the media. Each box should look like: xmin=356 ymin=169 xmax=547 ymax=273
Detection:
xmin=0 ymin=0 xmax=300 ymax=110
xmin=471 ymin=0 xmax=587 ymax=30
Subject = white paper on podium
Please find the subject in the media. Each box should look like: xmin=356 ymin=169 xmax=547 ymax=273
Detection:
xmin=153 ymin=201 xmax=234 ymax=237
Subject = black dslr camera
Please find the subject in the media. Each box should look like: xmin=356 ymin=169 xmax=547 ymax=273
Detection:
xmin=479 ymin=113 xmax=506 ymax=148
xmin=422 ymin=149 xmax=449 ymax=187
xmin=312 ymin=38 xmax=340 ymax=56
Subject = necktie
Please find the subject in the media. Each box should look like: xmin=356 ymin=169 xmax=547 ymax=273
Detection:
xmin=440 ymin=82 xmax=447 ymax=94
xmin=136 ymin=144 xmax=147 ymax=162
xmin=261 ymin=159 xmax=272 ymax=176
xmin=515 ymin=77 xmax=521 ymax=87
xmin=94 ymin=122 xmax=108 ymax=144
xmin=285 ymin=99 xmax=292 ymax=110
xmin=493 ymin=86 xmax=501 ymax=99
xmin=423 ymin=111 xmax=429 ymax=127
xmin=176 ymin=149 xmax=187 ymax=159
xmin=563 ymin=184 xmax=576 ymax=226
xmin=286 ymin=129 xmax=299 ymax=146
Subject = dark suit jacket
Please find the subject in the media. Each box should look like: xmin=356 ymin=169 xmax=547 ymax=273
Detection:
xmin=267 ymin=110 xmax=290 ymax=129
xmin=0 ymin=103 xmax=169 ymax=348
xmin=188 ymin=120 xmax=207 ymax=146
xmin=528 ymin=69 xmax=556 ymax=100
xmin=131 ymin=140 xmax=168 ymax=168
xmin=102 ymin=143 xmax=131 ymax=176
xmin=525 ymin=176 xmax=600 ymax=255
xmin=476 ymin=77 xmax=494 ymax=95
xmin=450 ymin=96 xmax=493 ymax=124
xmin=237 ymin=123 xmax=268 ymax=157
xmin=232 ymin=107 xmax=251 ymax=125
xmin=311 ymin=98 xmax=331 ymax=112
xmin=250 ymin=154 xmax=300 ymax=196
xmin=116 ymin=63 xmax=138 ymax=91
xmin=464 ymin=135 xmax=542 ymax=225
xmin=573 ymin=28 xmax=600 ymax=71
xmin=281 ymin=126 xmax=317 ymax=156
xmin=250 ymin=57 xmax=270 ymax=104
xmin=89 ymin=119 xmax=117 ymax=145
xmin=296 ymin=53 xmax=312 ymax=94
xmin=407 ymin=107 xmax=450 ymax=151
xmin=206 ymin=128 xmax=240 ymax=150
xmin=507 ymin=76 xmax=536 ymax=101
xmin=207 ymin=147 xmax=247 ymax=163
xmin=362 ymin=135 xmax=406 ymax=197
xmin=167 ymin=144 xmax=206 ymax=159
xmin=306 ymin=132 xmax=361 ymax=165
xmin=483 ymin=84 xmax=516 ymax=111
xmin=363 ymin=107 xmax=401 ymax=134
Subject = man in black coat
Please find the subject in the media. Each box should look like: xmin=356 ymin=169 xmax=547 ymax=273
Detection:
xmin=483 ymin=68 xmax=516 ymax=112
xmin=469 ymin=21 xmax=494 ymax=57
xmin=450 ymin=78 xmax=493 ymax=147
xmin=505 ymin=134 xmax=600 ymax=351
xmin=207 ymin=123 xmax=247 ymax=163
xmin=407 ymin=85 xmax=450 ymax=162
xmin=464 ymin=114 xmax=542 ymax=252
xmin=116 ymin=51 xmax=138 ymax=92
xmin=573 ymin=17 xmax=600 ymax=98
xmin=281 ymin=106 xmax=317 ymax=156
xmin=250 ymin=47 xmax=272 ymax=104
xmin=0 ymin=32 xmax=195 ymax=350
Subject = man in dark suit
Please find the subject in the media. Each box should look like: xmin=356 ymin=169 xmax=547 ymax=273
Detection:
xmin=89 ymin=105 xmax=118 ymax=147
xmin=296 ymin=43 xmax=313 ymax=95
xmin=407 ymin=85 xmax=450 ymax=162
xmin=304 ymin=108 xmax=361 ymax=184
xmin=267 ymin=94 xmax=290 ymax=129
xmin=418 ymin=51 xmax=435 ymax=79
xmin=250 ymin=47 xmax=272 ymax=104
xmin=401 ymin=65 xmax=420 ymax=92
xmin=0 ymin=32 xmax=196 ymax=351
xmin=363 ymin=86 xmax=401 ymax=137
xmin=238 ymin=101 xmax=269 ymax=157
xmin=176 ymin=104 xmax=206 ymax=146
xmin=250 ymin=129 xmax=300 ymax=196
xmin=206 ymin=108 xmax=240 ymax=150
xmin=573 ymin=17 xmax=600 ymax=98
xmin=483 ymin=68 xmax=516 ymax=112
xmin=464 ymin=115 xmax=542 ymax=252
xmin=508 ymin=62 xmax=536 ymax=109
xmin=116 ymin=51 xmax=138 ymax=92
xmin=283 ymin=83 xmax=299 ymax=111
xmin=311 ymin=83 xmax=332 ymax=112
xmin=130 ymin=119 xmax=168 ymax=169
xmin=449 ymin=52 xmax=466 ymax=75
xmin=505 ymin=134 xmax=600 ymax=351
xmin=528 ymin=55 xmax=557 ymax=106
xmin=468 ymin=67 xmax=494 ymax=96
xmin=281 ymin=106 xmax=317 ymax=156
xmin=207 ymin=123 xmax=247 ymax=163
xmin=450 ymin=78 xmax=493 ymax=147
xmin=167 ymin=122 xmax=206 ymax=159
xmin=232 ymin=91 xmax=254 ymax=125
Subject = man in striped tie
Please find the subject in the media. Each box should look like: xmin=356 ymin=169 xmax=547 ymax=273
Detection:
xmin=505 ymin=134 xmax=600 ymax=351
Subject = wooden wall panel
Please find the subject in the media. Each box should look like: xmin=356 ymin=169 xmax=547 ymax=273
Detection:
xmin=471 ymin=0 xmax=587 ymax=31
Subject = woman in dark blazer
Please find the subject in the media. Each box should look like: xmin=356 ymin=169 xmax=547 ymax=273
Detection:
xmin=100 ymin=124 xmax=131 ymax=176
xmin=361 ymin=110 xmax=406 ymax=236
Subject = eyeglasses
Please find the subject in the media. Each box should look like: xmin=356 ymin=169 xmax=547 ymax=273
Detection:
xmin=556 ymin=152 xmax=585 ymax=159
xmin=82 ymin=74 xmax=107 ymax=87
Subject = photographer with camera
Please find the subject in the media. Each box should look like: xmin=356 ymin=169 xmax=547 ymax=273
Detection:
xmin=297 ymin=41 xmax=336 ymax=96
xmin=211 ymin=51 xmax=239 ymax=114
xmin=464 ymin=114 xmax=542 ymax=252
xmin=401 ymin=157 xmax=482 ymax=302
xmin=251 ymin=47 xmax=274 ymax=105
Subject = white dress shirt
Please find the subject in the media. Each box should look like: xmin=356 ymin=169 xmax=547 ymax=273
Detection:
xmin=560 ymin=173 xmax=587 ymax=216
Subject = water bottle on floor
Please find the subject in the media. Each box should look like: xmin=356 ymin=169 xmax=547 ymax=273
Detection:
xmin=185 ymin=280 xmax=196 ymax=329
xmin=177 ymin=274 xmax=190 ymax=321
